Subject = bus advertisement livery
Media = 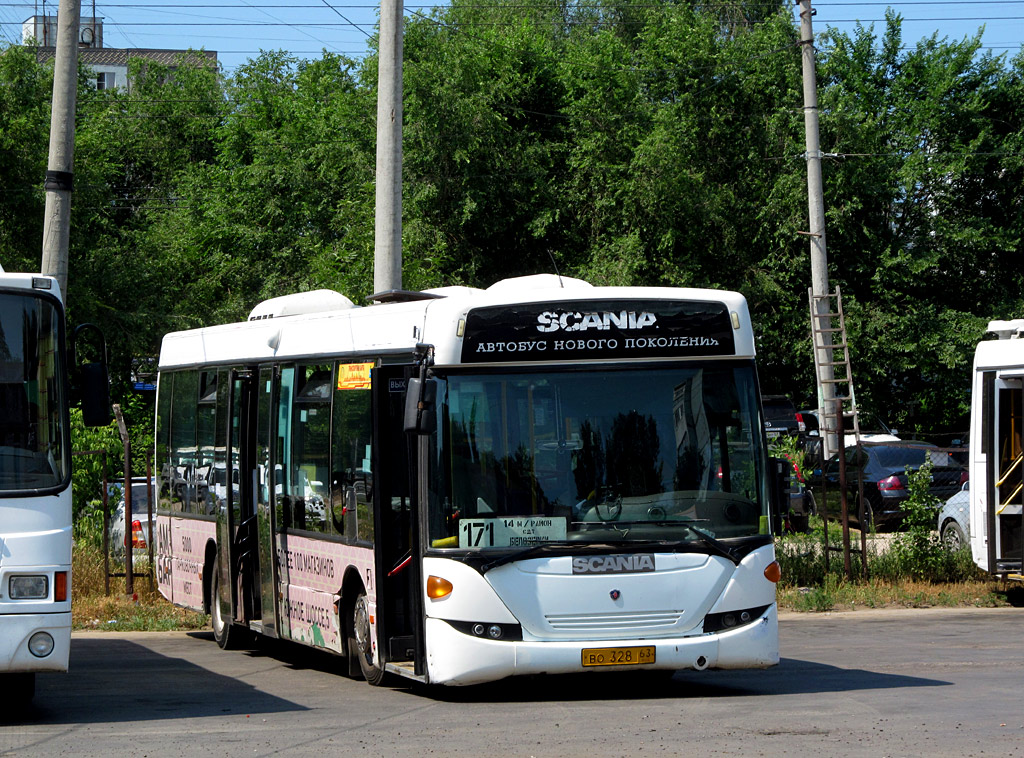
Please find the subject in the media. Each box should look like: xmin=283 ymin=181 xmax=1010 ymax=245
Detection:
xmin=153 ymin=275 xmax=783 ymax=686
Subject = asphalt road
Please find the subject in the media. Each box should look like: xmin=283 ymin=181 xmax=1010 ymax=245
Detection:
xmin=2 ymin=607 xmax=1022 ymax=757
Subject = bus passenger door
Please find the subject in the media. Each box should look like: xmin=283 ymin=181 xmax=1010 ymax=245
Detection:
xmin=372 ymin=364 xmax=424 ymax=675
xmin=985 ymin=373 xmax=1023 ymax=574
xmin=228 ymin=369 xmax=261 ymax=625
xmin=254 ymin=367 xmax=279 ymax=636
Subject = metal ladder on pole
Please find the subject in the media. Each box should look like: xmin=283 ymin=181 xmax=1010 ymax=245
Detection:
xmin=809 ymin=286 xmax=861 ymax=456
xmin=809 ymin=286 xmax=867 ymax=574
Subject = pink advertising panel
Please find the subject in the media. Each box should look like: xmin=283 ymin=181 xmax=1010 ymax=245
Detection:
xmin=156 ymin=514 xmax=216 ymax=611
xmin=275 ymin=533 xmax=376 ymax=654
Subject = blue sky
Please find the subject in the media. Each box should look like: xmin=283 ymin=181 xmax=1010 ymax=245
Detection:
xmin=0 ymin=1 xmax=1020 ymax=74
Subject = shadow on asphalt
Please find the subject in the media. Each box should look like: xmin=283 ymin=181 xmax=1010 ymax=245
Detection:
xmin=417 ymin=658 xmax=950 ymax=703
xmin=6 ymin=634 xmax=307 ymax=726
xmin=9 ymin=632 xmax=951 ymax=722
xmin=190 ymin=630 xmax=952 ymax=705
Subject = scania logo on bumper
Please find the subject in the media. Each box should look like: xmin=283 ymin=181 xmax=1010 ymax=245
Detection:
xmin=572 ymin=555 xmax=656 ymax=574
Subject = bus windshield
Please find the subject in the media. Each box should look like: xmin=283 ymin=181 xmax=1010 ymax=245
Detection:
xmin=0 ymin=292 xmax=67 ymax=492
xmin=426 ymin=363 xmax=769 ymax=550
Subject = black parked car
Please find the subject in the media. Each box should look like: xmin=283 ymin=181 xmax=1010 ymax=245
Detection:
xmin=821 ymin=442 xmax=968 ymax=530
xmin=762 ymin=395 xmax=799 ymax=440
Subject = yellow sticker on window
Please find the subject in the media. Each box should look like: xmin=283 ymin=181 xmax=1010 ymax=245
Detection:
xmin=337 ymin=362 xmax=373 ymax=390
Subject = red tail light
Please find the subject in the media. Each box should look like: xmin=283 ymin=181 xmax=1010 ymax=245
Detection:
xmin=131 ymin=519 xmax=147 ymax=549
xmin=796 ymin=413 xmax=807 ymax=432
xmin=959 ymin=471 xmax=969 ymax=485
xmin=877 ymin=475 xmax=905 ymax=492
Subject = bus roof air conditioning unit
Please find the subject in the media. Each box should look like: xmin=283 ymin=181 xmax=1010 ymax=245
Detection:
xmin=986 ymin=320 xmax=1024 ymax=340
xmin=248 ymin=290 xmax=355 ymax=321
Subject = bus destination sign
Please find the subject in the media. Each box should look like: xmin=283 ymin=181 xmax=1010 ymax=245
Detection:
xmin=461 ymin=299 xmax=735 ymax=363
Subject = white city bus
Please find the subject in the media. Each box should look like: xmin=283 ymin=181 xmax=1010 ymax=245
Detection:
xmin=0 ymin=272 xmax=75 ymax=702
xmin=154 ymin=275 xmax=783 ymax=686
xmin=968 ymin=320 xmax=1024 ymax=579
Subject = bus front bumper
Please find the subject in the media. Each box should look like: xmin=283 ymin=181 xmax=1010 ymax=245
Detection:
xmin=424 ymin=604 xmax=778 ymax=686
xmin=0 ymin=612 xmax=71 ymax=673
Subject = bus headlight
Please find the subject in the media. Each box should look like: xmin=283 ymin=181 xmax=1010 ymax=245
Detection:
xmin=9 ymin=575 xmax=49 ymax=599
xmin=29 ymin=631 xmax=55 ymax=658
xmin=703 ymin=605 xmax=771 ymax=633
xmin=446 ymin=619 xmax=522 ymax=641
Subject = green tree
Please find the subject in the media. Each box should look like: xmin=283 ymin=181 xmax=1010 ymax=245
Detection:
xmin=0 ymin=44 xmax=52 ymax=273
xmin=817 ymin=16 xmax=1024 ymax=434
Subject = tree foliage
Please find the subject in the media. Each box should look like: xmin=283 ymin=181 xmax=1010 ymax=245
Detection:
xmin=1 ymin=2 xmax=1022 ymax=441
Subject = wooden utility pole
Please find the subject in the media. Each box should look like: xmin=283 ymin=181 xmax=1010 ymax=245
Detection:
xmin=40 ymin=0 xmax=81 ymax=300
xmin=374 ymin=0 xmax=403 ymax=294
xmin=799 ymin=0 xmax=837 ymax=458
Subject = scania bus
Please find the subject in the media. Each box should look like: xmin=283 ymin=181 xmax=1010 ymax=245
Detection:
xmin=153 ymin=275 xmax=783 ymax=686
xmin=968 ymin=319 xmax=1024 ymax=579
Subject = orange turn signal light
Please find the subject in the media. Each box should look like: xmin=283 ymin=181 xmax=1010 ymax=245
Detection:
xmin=426 ymin=575 xmax=454 ymax=599
xmin=55 ymin=571 xmax=68 ymax=602
xmin=764 ymin=561 xmax=781 ymax=584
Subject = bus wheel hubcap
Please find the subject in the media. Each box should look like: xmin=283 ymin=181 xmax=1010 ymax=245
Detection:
xmin=353 ymin=598 xmax=371 ymax=655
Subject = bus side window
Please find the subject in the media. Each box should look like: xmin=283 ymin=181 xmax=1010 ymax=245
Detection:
xmin=197 ymin=370 xmax=218 ymax=516
xmin=276 ymin=367 xmax=295 ymax=530
xmin=156 ymin=372 xmax=173 ymax=508
xmin=292 ymin=366 xmax=332 ymax=534
xmin=332 ymin=362 xmax=373 ymax=544
xmin=169 ymin=370 xmax=199 ymax=514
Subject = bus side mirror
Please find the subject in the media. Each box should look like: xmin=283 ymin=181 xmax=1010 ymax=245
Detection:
xmin=72 ymin=323 xmax=111 ymax=427
xmin=769 ymin=457 xmax=788 ymax=534
xmin=404 ymin=377 xmax=437 ymax=435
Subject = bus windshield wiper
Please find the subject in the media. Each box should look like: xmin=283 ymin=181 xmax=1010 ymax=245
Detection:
xmin=675 ymin=523 xmax=741 ymax=565
xmin=576 ymin=519 xmax=741 ymax=565
xmin=480 ymin=541 xmax=620 ymax=574
xmin=478 ymin=529 xmax=741 ymax=573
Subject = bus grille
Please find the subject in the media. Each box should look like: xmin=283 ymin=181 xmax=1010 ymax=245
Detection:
xmin=544 ymin=610 xmax=684 ymax=632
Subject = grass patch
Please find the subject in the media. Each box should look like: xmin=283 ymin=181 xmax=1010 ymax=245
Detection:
xmin=775 ymin=520 xmax=1018 ymax=612
xmin=72 ymin=541 xmax=207 ymax=631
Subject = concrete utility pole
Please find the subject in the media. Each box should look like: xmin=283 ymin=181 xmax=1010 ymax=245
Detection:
xmin=799 ymin=0 xmax=837 ymax=456
xmin=374 ymin=0 xmax=403 ymax=294
xmin=40 ymin=0 xmax=82 ymax=301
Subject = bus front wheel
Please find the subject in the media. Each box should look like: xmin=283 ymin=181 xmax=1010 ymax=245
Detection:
xmin=349 ymin=592 xmax=385 ymax=686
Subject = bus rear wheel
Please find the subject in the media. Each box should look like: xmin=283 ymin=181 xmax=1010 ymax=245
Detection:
xmin=349 ymin=592 xmax=386 ymax=686
xmin=211 ymin=566 xmax=247 ymax=650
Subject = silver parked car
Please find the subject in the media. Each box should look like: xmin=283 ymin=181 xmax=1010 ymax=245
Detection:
xmin=937 ymin=482 xmax=970 ymax=550
xmin=109 ymin=478 xmax=157 ymax=556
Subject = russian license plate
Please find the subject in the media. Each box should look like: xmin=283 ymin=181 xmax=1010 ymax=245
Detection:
xmin=581 ymin=646 xmax=656 ymax=667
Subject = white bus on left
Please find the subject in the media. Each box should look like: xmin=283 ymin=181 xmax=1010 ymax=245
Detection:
xmin=0 ymin=273 xmax=72 ymax=702
xmin=0 ymin=268 xmax=108 ymax=704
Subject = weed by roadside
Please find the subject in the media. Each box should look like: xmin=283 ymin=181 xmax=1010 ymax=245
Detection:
xmin=72 ymin=541 xmax=207 ymax=631
xmin=775 ymin=516 xmax=1012 ymax=612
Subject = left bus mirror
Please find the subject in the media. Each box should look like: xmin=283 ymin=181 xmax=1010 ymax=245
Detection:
xmin=404 ymin=377 xmax=437 ymax=435
xmin=769 ymin=457 xmax=788 ymax=535
xmin=72 ymin=323 xmax=111 ymax=427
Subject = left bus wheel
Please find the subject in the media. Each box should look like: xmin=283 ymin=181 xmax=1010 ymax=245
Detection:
xmin=350 ymin=592 xmax=386 ymax=686
xmin=0 ymin=673 xmax=35 ymax=708
xmin=211 ymin=567 xmax=247 ymax=650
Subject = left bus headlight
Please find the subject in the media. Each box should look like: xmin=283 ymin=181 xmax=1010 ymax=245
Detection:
xmin=29 ymin=631 xmax=55 ymax=658
xmin=9 ymin=575 xmax=49 ymax=599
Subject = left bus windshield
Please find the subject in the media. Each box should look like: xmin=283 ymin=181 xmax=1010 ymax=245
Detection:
xmin=427 ymin=363 xmax=769 ymax=550
xmin=0 ymin=292 xmax=67 ymax=492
